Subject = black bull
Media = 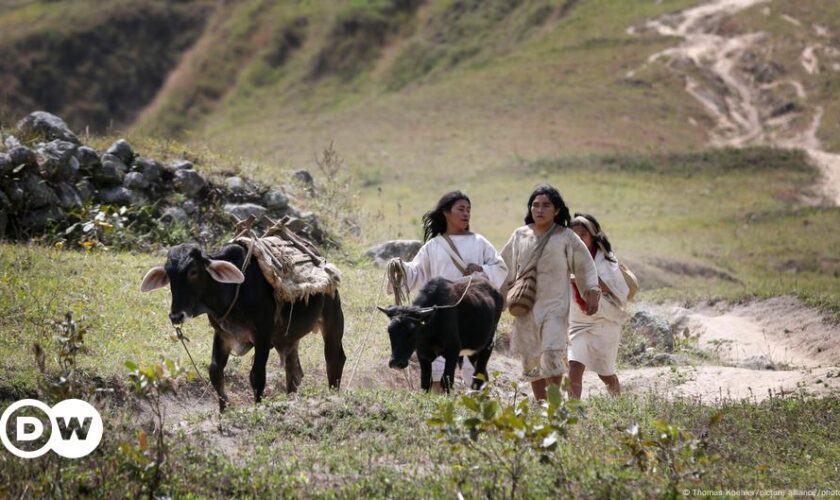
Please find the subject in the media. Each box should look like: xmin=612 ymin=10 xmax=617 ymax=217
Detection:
xmin=379 ymin=277 xmax=504 ymax=391
xmin=141 ymin=243 xmax=346 ymax=411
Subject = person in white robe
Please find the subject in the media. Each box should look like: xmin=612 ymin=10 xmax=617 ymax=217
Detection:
xmin=388 ymin=191 xmax=508 ymax=387
xmin=500 ymin=185 xmax=600 ymax=401
xmin=568 ymin=213 xmax=629 ymax=398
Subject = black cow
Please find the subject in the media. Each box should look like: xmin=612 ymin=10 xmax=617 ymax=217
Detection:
xmin=379 ymin=277 xmax=503 ymax=392
xmin=140 ymin=242 xmax=346 ymax=411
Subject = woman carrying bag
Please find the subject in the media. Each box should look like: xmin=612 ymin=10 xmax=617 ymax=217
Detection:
xmin=501 ymin=185 xmax=600 ymax=401
xmin=568 ymin=213 xmax=630 ymax=399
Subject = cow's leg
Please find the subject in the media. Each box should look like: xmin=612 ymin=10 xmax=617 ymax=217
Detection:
xmin=209 ymin=333 xmax=231 ymax=412
xmin=469 ymin=344 xmax=494 ymax=390
xmin=283 ymin=342 xmax=304 ymax=393
xmin=320 ymin=293 xmax=346 ymax=389
xmin=419 ymin=358 xmax=433 ymax=392
xmin=441 ymin=355 xmax=459 ymax=393
xmin=249 ymin=342 xmax=271 ymax=404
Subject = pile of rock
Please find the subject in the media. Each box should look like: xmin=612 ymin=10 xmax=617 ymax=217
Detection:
xmin=0 ymin=111 xmax=324 ymax=246
xmin=620 ymin=310 xmax=691 ymax=367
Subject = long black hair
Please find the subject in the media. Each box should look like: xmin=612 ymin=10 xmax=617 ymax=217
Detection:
xmin=571 ymin=212 xmax=616 ymax=262
xmin=422 ymin=191 xmax=471 ymax=242
xmin=524 ymin=184 xmax=571 ymax=227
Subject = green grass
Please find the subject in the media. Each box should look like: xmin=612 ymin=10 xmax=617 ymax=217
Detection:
xmin=1 ymin=142 xmax=839 ymax=496
xmin=2 ymin=146 xmax=838 ymax=398
xmin=136 ymin=0 xmax=708 ymax=176
xmin=1 ymin=384 xmax=838 ymax=497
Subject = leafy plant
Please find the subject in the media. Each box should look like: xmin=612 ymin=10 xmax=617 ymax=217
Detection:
xmin=123 ymin=358 xmax=190 ymax=499
xmin=32 ymin=311 xmax=91 ymax=403
xmin=428 ymin=382 xmax=584 ymax=499
xmin=46 ymin=202 xmax=192 ymax=251
xmin=619 ymin=413 xmax=721 ymax=499
xmin=296 ymin=142 xmax=362 ymax=249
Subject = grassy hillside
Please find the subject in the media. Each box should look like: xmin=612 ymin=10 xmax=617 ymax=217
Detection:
xmin=130 ymin=0 xmax=840 ymax=173
xmin=132 ymin=0 xmax=708 ymax=164
xmin=0 ymin=0 xmax=213 ymax=131
xmin=2 ymin=0 xmax=840 ymax=496
xmin=2 ymin=147 xmax=838 ymax=398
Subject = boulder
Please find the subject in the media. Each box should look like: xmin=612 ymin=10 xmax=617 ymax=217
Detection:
xmin=285 ymin=212 xmax=325 ymax=243
xmin=173 ymin=169 xmax=206 ymax=197
xmin=0 ymin=190 xmax=10 ymax=211
xmin=292 ymin=169 xmax=314 ymax=185
xmin=106 ymin=139 xmax=135 ymax=165
xmin=363 ymin=240 xmax=423 ymax=266
xmin=23 ymin=174 xmax=60 ymax=209
xmin=182 ymin=199 xmax=199 ymax=215
xmin=8 ymin=146 xmax=38 ymax=169
xmin=20 ymin=205 xmax=66 ymax=231
xmin=76 ymin=179 xmax=96 ymax=202
xmin=16 ymin=111 xmax=80 ymax=144
xmin=37 ymin=140 xmax=79 ymax=182
xmin=54 ymin=183 xmax=83 ymax=209
xmin=651 ymin=353 xmax=690 ymax=366
xmin=161 ymin=206 xmax=189 ymax=224
xmin=76 ymin=146 xmax=101 ymax=172
xmin=164 ymin=160 xmax=193 ymax=175
xmin=131 ymin=157 xmax=162 ymax=184
xmin=224 ymin=176 xmax=252 ymax=194
xmin=4 ymin=135 xmax=21 ymax=149
xmin=0 ymin=193 xmax=9 ymax=236
xmin=0 ymin=153 xmax=12 ymax=177
xmin=737 ymin=355 xmax=776 ymax=371
xmin=124 ymin=172 xmax=149 ymax=190
xmin=3 ymin=183 xmax=25 ymax=209
xmin=98 ymin=186 xmax=140 ymax=206
xmin=223 ymin=203 xmax=266 ymax=222
xmin=264 ymin=189 xmax=289 ymax=210
xmin=625 ymin=311 xmax=675 ymax=352
xmin=292 ymin=169 xmax=315 ymax=194
xmin=93 ymin=154 xmax=127 ymax=185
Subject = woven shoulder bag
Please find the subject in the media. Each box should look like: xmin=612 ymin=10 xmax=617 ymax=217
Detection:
xmin=506 ymin=225 xmax=556 ymax=317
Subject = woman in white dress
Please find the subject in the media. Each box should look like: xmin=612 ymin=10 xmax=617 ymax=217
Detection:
xmin=568 ymin=213 xmax=629 ymax=399
xmin=500 ymin=185 xmax=600 ymax=401
xmin=388 ymin=191 xmax=508 ymax=387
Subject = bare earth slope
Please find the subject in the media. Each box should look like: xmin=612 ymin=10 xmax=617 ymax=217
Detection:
xmin=633 ymin=0 xmax=840 ymax=203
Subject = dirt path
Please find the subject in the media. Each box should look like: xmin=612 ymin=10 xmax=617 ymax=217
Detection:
xmin=158 ymin=296 xmax=839 ymax=436
xmin=578 ymin=297 xmax=840 ymax=402
xmin=637 ymin=0 xmax=840 ymax=204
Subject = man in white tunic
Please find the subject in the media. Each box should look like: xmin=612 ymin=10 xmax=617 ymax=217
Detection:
xmin=388 ymin=191 xmax=507 ymax=387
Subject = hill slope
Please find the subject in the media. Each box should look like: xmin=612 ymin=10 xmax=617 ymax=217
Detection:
xmin=0 ymin=0 xmax=213 ymax=131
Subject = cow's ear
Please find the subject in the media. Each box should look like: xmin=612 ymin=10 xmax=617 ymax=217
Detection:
xmin=140 ymin=266 xmax=169 ymax=292
xmin=206 ymin=260 xmax=245 ymax=284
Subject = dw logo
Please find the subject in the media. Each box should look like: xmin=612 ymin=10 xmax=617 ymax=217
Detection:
xmin=1 ymin=399 xmax=103 ymax=459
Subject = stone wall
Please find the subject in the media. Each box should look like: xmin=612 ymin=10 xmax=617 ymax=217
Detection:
xmin=0 ymin=112 xmax=323 ymax=249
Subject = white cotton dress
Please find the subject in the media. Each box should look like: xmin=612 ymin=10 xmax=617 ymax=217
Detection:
xmin=500 ymin=226 xmax=599 ymax=381
xmin=396 ymin=233 xmax=508 ymax=382
xmin=568 ymin=250 xmax=630 ymax=376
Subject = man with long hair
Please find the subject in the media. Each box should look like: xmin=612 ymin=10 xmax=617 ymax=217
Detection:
xmin=388 ymin=190 xmax=508 ymax=388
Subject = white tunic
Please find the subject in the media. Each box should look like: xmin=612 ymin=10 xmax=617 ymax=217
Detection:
xmin=501 ymin=226 xmax=599 ymax=381
xmin=568 ymin=250 xmax=630 ymax=375
xmin=400 ymin=233 xmax=508 ymax=292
